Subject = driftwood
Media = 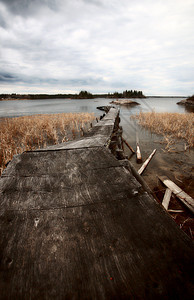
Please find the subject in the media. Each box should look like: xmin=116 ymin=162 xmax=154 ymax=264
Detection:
xmin=136 ymin=143 xmax=142 ymax=163
xmin=159 ymin=176 xmax=194 ymax=214
xmin=168 ymin=210 xmax=184 ymax=213
xmin=162 ymin=188 xmax=172 ymax=210
xmin=121 ymin=137 xmax=135 ymax=154
xmin=138 ymin=149 xmax=156 ymax=175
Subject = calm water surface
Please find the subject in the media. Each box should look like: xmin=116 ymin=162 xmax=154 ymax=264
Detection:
xmin=0 ymin=97 xmax=189 ymax=118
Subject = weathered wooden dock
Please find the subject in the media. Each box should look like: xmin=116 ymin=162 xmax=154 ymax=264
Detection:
xmin=0 ymin=108 xmax=193 ymax=299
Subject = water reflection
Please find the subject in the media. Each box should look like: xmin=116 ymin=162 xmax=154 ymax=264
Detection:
xmin=80 ymin=106 xmax=89 ymax=112
xmin=184 ymin=105 xmax=194 ymax=113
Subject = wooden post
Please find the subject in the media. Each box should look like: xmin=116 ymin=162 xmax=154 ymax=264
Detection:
xmin=138 ymin=149 xmax=156 ymax=175
xmin=136 ymin=143 xmax=142 ymax=163
xmin=121 ymin=137 xmax=135 ymax=154
xmin=162 ymin=188 xmax=172 ymax=210
xmin=136 ymin=131 xmax=142 ymax=163
xmin=159 ymin=176 xmax=194 ymax=214
xmin=121 ymin=138 xmax=124 ymax=151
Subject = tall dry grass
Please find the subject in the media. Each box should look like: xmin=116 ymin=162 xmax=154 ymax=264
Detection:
xmin=0 ymin=113 xmax=95 ymax=175
xmin=132 ymin=112 xmax=194 ymax=148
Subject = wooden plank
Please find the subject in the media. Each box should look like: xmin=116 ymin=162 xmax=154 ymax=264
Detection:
xmin=0 ymin=163 xmax=141 ymax=211
xmin=138 ymin=149 xmax=156 ymax=175
xmin=83 ymin=125 xmax=114 ymax=138
xmin=95 ymin=119 xmax=115 ymax=126
xmin=168 ymin=209 xmax=184 ymax=213
xmin=159 ymin=176 xmax=194 ymax=214
xmin=2 ymin=147 xmax=120 ymax=177
xmin=0 ymin=192 xmax=194 ymax=299
xmin=162 ymin=188 xmax=172 ymax=210
xmin=37 ymin=134 xmax=110 ymax=150
xmin=102 ymin=107 xmax=119 ymax=120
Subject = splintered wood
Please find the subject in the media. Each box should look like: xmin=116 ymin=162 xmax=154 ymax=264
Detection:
xmin=138 ymin=149 xmax=156 ymax=175
xmin=159 ymin=176 xmax=194 ymax=214
xmin=162 ymin=188 xmax=172 ymax=210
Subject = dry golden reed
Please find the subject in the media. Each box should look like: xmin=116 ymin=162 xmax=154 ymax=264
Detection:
xmin=0 ymin=113 xmax=95 ymax=175
xmin=132 ymin=112 xmax=194 ymax=147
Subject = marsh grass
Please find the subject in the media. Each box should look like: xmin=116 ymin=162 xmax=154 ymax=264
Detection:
xmin=0 ymin=112 xmax=95 ymax=175
xmin=132 ymin=112 xmax=194 ymax=149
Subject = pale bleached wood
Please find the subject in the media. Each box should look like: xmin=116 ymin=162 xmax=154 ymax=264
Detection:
xmin=162 ymin=188 xmax=172 ymax=210
xmin=138 ymin=149 xmax=156 ymax=175
xmin=168 ymin=210 xmax=184 ymax=213
xmin=136 ymin=143 xmax=142 ymax=163
xmin=159 ymin=176 xmax=194 ymax=214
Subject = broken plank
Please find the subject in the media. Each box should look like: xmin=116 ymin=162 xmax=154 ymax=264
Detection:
xmin=168 ymin=210 xmax=184 ymax=213
xmin=159 ymin=176 xmax=194 ymax=214
xmin=162 ymin=188 xmax=172 ymax=210
xmin=138 ymin=149 xmax=156 ymax=175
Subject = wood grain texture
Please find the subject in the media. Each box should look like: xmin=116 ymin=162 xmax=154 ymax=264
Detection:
xmin=138 ymin=149 xmax=157 ymax=175
xmin=0 ymin=107 xmax=194 ymax=299
xmin=162 ymin=188 xmax=172 ymax=210
xmin=159 ymin=176 xmax=194 ymax=214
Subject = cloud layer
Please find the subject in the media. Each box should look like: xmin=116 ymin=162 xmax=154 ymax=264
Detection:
xmin=0 ymin=0 xmax=194 ymax=95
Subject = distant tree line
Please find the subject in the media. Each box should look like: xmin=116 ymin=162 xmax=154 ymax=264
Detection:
xmin=0 ymin=90 xmax=146 ymax=100
xmin=109 ymin=90 xmax=145 ymax=98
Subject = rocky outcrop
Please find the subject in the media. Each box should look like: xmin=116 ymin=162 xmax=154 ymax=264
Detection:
xmin=110 ymin=99 xmax=140 ymax=106
xmin=177 ymin=95 xmax=194 ymax=107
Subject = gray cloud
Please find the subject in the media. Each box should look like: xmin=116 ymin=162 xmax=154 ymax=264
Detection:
xmin=0 ymin=0 xmax=194 ymax=95
xmin=0 ymin=72 xmax=19 ymax=82
xmin=0 ymin=0 xmax=59 ymax=16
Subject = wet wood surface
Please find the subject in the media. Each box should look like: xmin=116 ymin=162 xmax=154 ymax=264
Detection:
xmin=0 ymin=108 xmax=194 ymax=299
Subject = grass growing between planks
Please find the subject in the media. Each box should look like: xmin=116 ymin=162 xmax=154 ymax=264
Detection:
xmin=0 ymin=113 xmax=95 ymax=175
xmin=132 ymin=112 xmax=194 ymax=148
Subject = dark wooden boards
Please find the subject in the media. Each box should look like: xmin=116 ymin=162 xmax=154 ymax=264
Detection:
xmin=36 ymin=107 xmax=119 ymax=151
xmin=1 ymin=147 xmax=120 ymax=178
xmin=1 ymin=196 xmax=193 ymax=300
xmin=0 ymin=149 xmax=141 ymax=211
xmin=0 ymin=107 xmax=194 ymax=299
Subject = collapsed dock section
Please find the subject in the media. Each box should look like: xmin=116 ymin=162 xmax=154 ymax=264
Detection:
xmin=0 ymin=107 xmax=193 ymax=299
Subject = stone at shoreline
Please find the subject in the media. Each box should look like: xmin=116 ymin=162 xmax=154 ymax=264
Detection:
xmin=110 ymin=99 xmax=140 ymax=106
xmin=177 ymin=97 xmax=194 ymax=107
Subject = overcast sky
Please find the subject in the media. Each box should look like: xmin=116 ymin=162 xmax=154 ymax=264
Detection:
xmin=0 ymin=0 xmax=194 ymax=96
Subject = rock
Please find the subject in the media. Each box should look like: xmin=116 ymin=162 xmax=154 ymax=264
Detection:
xmin=110 ymin=99 xmax=140 ymax=106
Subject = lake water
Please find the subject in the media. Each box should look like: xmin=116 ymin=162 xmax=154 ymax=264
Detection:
xmin=0 ymin=97 xmax=190 ymax=119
